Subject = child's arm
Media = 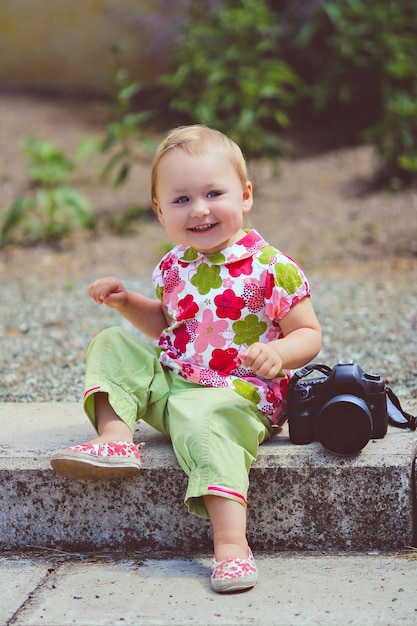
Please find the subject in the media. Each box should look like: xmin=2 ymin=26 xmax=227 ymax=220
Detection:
xmin=240 ymin=297 xmax=322 ymax=379
xmin=88 ymin=276 xmax=170 ymax=339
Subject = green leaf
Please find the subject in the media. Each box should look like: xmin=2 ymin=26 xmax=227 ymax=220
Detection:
xmin=76 ymin=135 xmax=101 ymax=162
xmin=60 ymin=188 xmax=95 ymax=228
xmin=100 ymin=149 xmax=129 ymax=181
xmin=295 ymin=22 xmax=318 ymax=48
xmin=114 ymin=162 xmax=130 ymax=187
xmin=398 ymin=155 xmax=417 ymax=173
xmin=0 ymin=197 xmax=33 ymax=245
xmin=323 ymin=2 xmax=343 ymax=24
xmin=118 ymin=81 xmax=141 ymax=103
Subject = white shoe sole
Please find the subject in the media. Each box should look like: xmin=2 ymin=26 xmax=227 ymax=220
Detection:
xmin=50 ymin=450 xmax=141 ymax=480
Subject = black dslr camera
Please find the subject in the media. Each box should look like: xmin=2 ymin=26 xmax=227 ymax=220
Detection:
xmin=287 ymin=363 xmax=388 ymax=455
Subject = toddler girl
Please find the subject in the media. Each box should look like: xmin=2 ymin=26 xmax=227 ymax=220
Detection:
xmin=51 ymin=124 xmax=322 ymax=593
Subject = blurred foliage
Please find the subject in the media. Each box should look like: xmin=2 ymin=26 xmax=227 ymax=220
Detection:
xmin=0 ymin=138 xmax=95 ymax=247
xmin=98 ymin=55 xmax=156 ymax=187
xmin=0 ymin=58 xmax=156 ymax=247
xmin=3 ymin=0 xmax=416 ymax=249
xmin=282 ymin=0 xmax=417 ymax=187
xmin=160 ymin=0 xmax=305 ymax=157
xmin=79 ymin=46 xmax=157 ymax=188
xmin=155 ymin=0 xmax=417 ymax=187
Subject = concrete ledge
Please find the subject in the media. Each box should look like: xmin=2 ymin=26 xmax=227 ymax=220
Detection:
xmin=1 ymin=402 xmax=416 ymax=553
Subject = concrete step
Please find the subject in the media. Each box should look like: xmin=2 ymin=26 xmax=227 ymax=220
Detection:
xmin=1 ymin=402 xmax=416 ymax=553
xmin=3 ymin=551 xmax=417 ymax=626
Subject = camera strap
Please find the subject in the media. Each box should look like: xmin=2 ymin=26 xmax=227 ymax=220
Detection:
xmin=289 ymin=363 xmax=332 ymax=386
xmin=386 ymin=387 xmax=417 ymax=431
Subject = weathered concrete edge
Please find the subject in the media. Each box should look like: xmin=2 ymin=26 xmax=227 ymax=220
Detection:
xmin=1 ymin=402 xmax=416 ymax=553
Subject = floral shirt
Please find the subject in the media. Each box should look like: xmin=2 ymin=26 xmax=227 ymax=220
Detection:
xmin=152 ymin=230 xmax=310 ymax=424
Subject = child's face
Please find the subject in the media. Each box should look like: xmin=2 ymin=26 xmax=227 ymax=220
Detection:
xmin=153 ymin=148 xmax=253 ymax=254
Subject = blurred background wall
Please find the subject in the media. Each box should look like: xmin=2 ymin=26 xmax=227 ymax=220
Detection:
xmin=0 ymin=0 xmax=184 ymax=94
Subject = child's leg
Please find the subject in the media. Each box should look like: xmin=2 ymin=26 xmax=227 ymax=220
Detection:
xmin=167 ymin=380 xmax=271 ymax=523
xmin=205 ymin=493 xmax=259 ymax=593
xmin=204 ymin=495 xmax=248 ymax=561
xmin=166 ymin=380 xmax=270 ymax=590
xmin=88 ymin=392 xmax=133 ymax=445
xmin=50 ymin=327 xmax=171 ymax=479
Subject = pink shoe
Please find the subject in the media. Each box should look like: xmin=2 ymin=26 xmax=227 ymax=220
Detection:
xmin=211 ymin=548 xmax=258 ymax=593
xmin=50 ymin=441 xmax=143 ymax=480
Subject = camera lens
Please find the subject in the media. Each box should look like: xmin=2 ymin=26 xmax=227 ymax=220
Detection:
xmin=316 ymin=395 xmax=373 ymax=455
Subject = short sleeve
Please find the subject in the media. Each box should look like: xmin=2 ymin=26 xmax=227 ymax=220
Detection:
xmin=264 ymin=254 xmax=311 ymax=322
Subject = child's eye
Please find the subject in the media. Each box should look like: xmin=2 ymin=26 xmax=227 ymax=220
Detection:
xmin=174 ymin=196 xmax=189 ymax=204
xmin=207 ymin=190 xmax=221 ymax=198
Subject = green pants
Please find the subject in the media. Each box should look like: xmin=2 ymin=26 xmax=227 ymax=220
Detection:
xmin=83 ymin=326 xmax=271 ymax=518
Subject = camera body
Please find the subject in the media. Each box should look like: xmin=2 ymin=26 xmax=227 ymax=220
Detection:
xmin=287 ymin=362 xmax=388 ymax=455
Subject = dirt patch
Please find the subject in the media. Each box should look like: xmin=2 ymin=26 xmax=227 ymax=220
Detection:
xmin=1 ymin=92 xmax=416 ymax=287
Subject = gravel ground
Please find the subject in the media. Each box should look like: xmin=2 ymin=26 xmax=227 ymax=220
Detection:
xmin=1 ymin=259 xmax=416 ymax=403
xmin=0 ymin=94 xmax=416 ymax=405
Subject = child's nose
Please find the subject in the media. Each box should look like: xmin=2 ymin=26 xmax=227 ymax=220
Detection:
xmin=191 ymin=199 xmax=210 ymax=217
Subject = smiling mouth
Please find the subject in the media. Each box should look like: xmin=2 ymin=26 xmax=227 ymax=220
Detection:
xmin=189 ymin=223 xmax=216 ymax=232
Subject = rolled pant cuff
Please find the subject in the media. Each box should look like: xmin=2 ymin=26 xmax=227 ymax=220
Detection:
xmin=185 ymin=475 xmax=248 ymax=518
xmin=207 ymin=484 xmax=247 ymax=507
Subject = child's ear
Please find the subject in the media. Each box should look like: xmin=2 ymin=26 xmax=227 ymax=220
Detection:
xmin=242 ymin=181 xmax=253 ymax=213
xmin=153 ymin=199 xmax=165 ymax=226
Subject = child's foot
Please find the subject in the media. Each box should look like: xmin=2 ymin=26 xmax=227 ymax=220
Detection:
xmin=50 ymin=441 xmax=143 ymax=480
xmin=211 ymin=548 xmax=258 ymax=593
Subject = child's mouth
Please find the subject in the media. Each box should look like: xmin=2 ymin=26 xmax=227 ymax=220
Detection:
xmin=189 ymin=224 xmax=216 ymax=232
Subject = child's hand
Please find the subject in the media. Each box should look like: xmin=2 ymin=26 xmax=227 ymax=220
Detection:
xmin=88 ymin=276 xmax=129 ymax=309
xmin=240 ymin=342 xmax=283 ymax=379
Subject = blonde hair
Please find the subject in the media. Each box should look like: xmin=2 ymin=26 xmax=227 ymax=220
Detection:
xmin=151 ymin=125 xmax=249 ymax=203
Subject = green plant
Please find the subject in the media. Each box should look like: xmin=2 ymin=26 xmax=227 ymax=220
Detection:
xmin=0 ymin=138 xmax=95 ymax=247
xmin=160 ymin=0 xmax=304 ymax=157
xmin=98 ymin=51 xmax=156 ymax=187
xmin=294 ymin=0 xmax=417 ymax=187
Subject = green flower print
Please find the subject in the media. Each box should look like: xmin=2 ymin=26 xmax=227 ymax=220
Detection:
xmin=155 ymin=284 xmax=164 ymax=302
xmin=180 ymin=247 xmax=199 ymax=262
xmin=274 ymin=263 xmax=303 ymax=294
xmin=206 ymin=251 xmax=226 ymax=265
xmin=191 ymin=263 xmax=223 ymax=295
xmin=232 ymin=379 xmax=261 ymax=405
xmin=232 ymin=314 xmax=267 ymax=345
xmin=258 ymin=245 xmax=277 ymax=265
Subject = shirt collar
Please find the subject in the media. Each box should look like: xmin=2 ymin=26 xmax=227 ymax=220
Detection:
xmin=177 ymin=229 xmax=267 ymax=265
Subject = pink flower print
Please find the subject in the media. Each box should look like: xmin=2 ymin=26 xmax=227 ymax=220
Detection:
xmin=186 ymin=319 xmax=198 ymax=343
xmin=199 ymin=368 xmax=229 ymax=387
xmin=264 ymin=270 xmax=275 ymax=299
xmin=163 ymin=267 xmax=185 ymax=308
xmin=266 ymin=291 xmax=297 ymax=321
xmin=277 ymin=376 xmax=289 ymax=399
xmin=192 ymin=352 xmax=204 ymax=364
xmin=241 ymin=230 xmax=260 ymax=250
xmin=179 ymin=363 xmax=195 ymax=379
xmin=209 ymin=348 xmax=240 ymax=375
xmin=159 ymin=334 xmax=173 ymax=350
xmin=265 ymin=386 xmax=277 ymax=406
xmin=265 ymin=290 xmax=282 ymax=321
xmin=194 ymin=308 xmax=227 ymax=353
xmin=265 ymin=327 xmax=280 ymax=341
xmin=159 ymin=254 xmax=175 ymax=273
xmin=242 ymin=279 xmax=265 ymax=313
xmin=177 ymin=294 xmax=199 ymax=321
xmin=173 ymin=324 xmax=191 ymax=353
xmin=223 ymin=277 xmax=234 ymax=289
xmin=214 ymin=289 xmax=245 ymax=320
xmin=225 ymin=256 xmax=253 ymax=278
